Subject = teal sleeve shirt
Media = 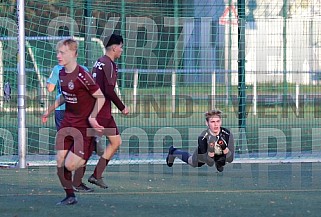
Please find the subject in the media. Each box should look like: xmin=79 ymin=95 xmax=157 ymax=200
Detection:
xmin=47 ymin=64 xmax=89 ymax=111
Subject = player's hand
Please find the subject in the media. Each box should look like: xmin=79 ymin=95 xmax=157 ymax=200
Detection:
xmin=42 ymin=111 xmax=49 ymax=123
xmin=218 ymin=139 xmax=227 ymax=150
xmin=208 ymin=142 xmax=215 ymax=157
xmin=88 ymin=117 xmax=104 ymax=133
xmin=122 ymin=106 xmax=129 ymax=115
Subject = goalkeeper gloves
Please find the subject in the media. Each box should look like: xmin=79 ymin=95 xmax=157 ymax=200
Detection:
xmin=214 ymin=136 xmax=228 ymax=155
xmin=217 ymin=137 xmax=227 ymax=150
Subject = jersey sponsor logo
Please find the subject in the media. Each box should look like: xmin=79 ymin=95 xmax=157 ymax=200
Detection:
xmin=68 ymin=80 xmax=75 ymax=90
xmin=93 ymin=61 xmax=105 ymax=70
xmin=62 ymin=91 xmax=78 ymax=104
xmin=64 ymin=96 xmax=77 ymax=103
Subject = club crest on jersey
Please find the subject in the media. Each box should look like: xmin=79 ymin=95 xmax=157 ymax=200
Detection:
xmin=68 ymin=80 xmax=75 ymax=90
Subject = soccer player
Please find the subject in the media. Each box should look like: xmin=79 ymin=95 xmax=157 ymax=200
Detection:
xmin=166 ymin=109 xmax=234 ymax=172
xmin=42 ymin=38 xmax=105 ymax=205
xmin=46 ymin=64 xmax=94 ymax=193
xmin=88 ymin=34 xmax=129 ymax=189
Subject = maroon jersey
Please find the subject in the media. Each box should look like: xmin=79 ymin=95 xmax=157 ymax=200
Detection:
xmin=59 ymin=65 xmax=100 ymax=128
xmin=92 ymin=55 xmax=125 ymax=119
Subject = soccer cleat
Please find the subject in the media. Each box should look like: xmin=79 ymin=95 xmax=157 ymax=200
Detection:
xmin=73 ymin=182 xmax=94 ymax=192
xmin=215 ymin=163 xmax=224 ymax=172
xmin=56 ymin=196 xmax=78 ymax=206
xmin=166 ymin=146 xmax=177 ymax=167
xmin=88 ymin=175 xmax=108 ymax=189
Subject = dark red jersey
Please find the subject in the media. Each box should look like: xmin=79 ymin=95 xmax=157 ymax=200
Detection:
xmin=92 ymin=55 xmax=125 ymax=119
xmin=59 ymin=65 xmax=100 ymax=128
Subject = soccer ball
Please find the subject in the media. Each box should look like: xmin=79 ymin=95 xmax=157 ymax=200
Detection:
xmin=214 ymin=143 xmax=223 ymax=155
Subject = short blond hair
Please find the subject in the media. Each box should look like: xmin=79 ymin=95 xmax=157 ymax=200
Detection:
xmin=205 ymin=109 xmax=222 ymax=121
xmin=56 ymin=38 xmax=78 ymax=54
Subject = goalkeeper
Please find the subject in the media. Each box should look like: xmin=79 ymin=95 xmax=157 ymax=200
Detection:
xmin=166 ymin=109 xmax=234 ymax=172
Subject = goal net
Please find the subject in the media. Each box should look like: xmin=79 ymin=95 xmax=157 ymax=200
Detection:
xmin=1 ymin=0 xmax=321 ymax=166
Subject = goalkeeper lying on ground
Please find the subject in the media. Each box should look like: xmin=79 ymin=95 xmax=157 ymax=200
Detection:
xmin=166 ymin=109 xmax=235 ymax=172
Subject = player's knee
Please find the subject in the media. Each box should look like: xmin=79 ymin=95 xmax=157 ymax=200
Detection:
xmin=188 ymin=157 xmax=197 ymax=167
xmin=110 ymin=142 xmax=121 ymax=150
xmin=64 ymin=161 xmax=77 ymax=171
xmin=110 ymin=137 xmax=122 ymax=149
xmin=190 ymin=161 xmax=205 ymax=167
xmin=226 ymin=152 xmax=234 ymax=163
xmin=65 ymin=164 xmax=75 ymax=172
xmin=226 ymin=156 xmax=234 ymax=163
xmin=115 ymin=140 xmax=122 ymax=148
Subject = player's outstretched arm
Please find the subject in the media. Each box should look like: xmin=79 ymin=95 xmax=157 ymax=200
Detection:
xmin=42 ymin=95 xmax=65 ymax=123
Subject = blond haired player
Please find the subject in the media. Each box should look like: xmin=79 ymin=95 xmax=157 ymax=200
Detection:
xmin=42 ymin=38 xmax=105 ymax=205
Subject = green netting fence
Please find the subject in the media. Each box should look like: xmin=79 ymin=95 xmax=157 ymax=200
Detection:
xmin=0 ymin=0 xmax=321 ymax=166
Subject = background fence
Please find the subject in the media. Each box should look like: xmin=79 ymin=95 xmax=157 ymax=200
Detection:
xmin=1 ymin=0 xmax=321 ymax=166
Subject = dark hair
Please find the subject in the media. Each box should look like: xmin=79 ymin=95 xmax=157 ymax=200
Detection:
xmin=104 ymin=34 xmax=123 ymax=48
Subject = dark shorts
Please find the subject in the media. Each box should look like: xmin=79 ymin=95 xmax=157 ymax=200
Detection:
xmin=55 ymin=127 xmax=94 ymax=160
xmin=96 ymin=116 xmax=119 ymax=137
xmin=54 ymin=110 xmax=65 ymax=131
